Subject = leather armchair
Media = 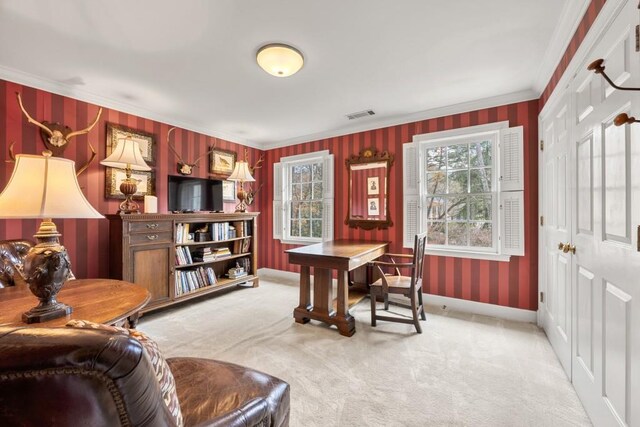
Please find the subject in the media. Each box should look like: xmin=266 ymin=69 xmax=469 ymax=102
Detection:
xmin=0 ymin=327 xmax=290 ymax=427
xmin=0 ymin=239 xmax=33 ymax=288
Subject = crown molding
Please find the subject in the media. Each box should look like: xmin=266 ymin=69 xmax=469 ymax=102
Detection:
xmin=539 ymin=0 xmax=629 ymax=118
xmin=532 ymin=0 xmax=591 ymax=94
xmin=0 ymin=65 xmax=264 ymax=150
xmin=261 ymin=89 xmax=539 ymax=150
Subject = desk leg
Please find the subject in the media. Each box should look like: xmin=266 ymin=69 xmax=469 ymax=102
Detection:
xmin=312 ymin=268 xmax=333 ymax=316
xmin=336 ymin=269 xmax=355 ymax=337
xmin=293 ymin=266 xmax=311 ymax=324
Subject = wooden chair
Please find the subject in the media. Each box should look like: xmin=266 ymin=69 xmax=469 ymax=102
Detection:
xmin=369 ymin=232 xmax=427 ymax=333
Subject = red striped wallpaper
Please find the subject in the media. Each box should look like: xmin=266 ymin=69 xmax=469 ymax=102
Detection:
xmin=0 ymin=0 xmax=607 ymax=312
xmin=0 ymin=79 xmax=264 ymax=280
xmin=258 ymin=100 xmax=540 ymax=311
xmin=539 ymin=0 xmax=607 ymax=109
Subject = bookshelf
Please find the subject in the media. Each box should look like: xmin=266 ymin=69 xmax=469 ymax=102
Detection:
xmin=108 ymin=212 xmax=259 ymax=313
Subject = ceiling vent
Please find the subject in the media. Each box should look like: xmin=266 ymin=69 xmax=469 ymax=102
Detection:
xmin=346 ymin=109 xmax=375 ymax=120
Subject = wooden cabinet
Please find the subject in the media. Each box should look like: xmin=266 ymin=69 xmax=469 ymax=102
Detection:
xmin=108 ymin=212 xmax=259 ymax=313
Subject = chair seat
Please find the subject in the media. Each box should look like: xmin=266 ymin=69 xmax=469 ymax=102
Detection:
xmin=371 ymin=275 xmax=412 ymax=289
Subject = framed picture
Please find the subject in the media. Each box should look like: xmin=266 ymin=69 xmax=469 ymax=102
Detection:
xmin=222 ymin=180 xmax=236 ymax=201
xmin=367 ymin=176 xmax=379 ymax=195
xmin=106 ymin=169 xmax=156 ymax=199
xmin=106 ymin=123 xmax=156 ymax=165
xmin=367 ymin=198 xmax=380 ymax=216
xmin=210 ymin=149 xmax=236 ymax=176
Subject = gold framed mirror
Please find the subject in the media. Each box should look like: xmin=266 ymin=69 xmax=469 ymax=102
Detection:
xmin=345 ymin=148 xmax=394 ymax=230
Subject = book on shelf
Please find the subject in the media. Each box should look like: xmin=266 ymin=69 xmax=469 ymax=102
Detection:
xmin=232 ymin=221 xmax=245 ymax=237
xmin=174 ymin=266 xmax=218 ymax=297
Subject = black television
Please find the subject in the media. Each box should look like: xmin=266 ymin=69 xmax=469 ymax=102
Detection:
xmin=168 ymin=175 xmax=223 ymax=212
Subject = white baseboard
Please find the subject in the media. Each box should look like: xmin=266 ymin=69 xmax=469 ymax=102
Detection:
xmin=424 ymin=294 xmax=537 ymax=323
xmin=259 ymin=268 xmax=537 ymax=323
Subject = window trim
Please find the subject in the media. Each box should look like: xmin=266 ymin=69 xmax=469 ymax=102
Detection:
xmin=410 ymin=121 xmax=518 ymax=262
xmin=274 ymin=150 xmax=333 ymax=245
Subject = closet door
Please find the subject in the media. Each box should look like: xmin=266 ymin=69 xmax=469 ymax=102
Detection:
xmin=539 ymin=94 xmax=573 ymax=377
xmin=569 ymin=1 xmax=640 ymax=424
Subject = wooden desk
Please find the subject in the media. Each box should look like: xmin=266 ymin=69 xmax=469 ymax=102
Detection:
xmin=0 ymin=279 xmax=150 ymax=328
xmin=286 ymin=240 xmax=388 ymax=336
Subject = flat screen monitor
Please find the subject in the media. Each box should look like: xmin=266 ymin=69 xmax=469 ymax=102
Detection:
xmin=168 ymin=175 xmax=223 ymax=212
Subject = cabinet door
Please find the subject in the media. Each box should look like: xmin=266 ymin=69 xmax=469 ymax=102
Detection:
xmin=128 ymin=243 xmax=172 ymax=308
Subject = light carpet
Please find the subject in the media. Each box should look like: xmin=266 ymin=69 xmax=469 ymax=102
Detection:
xmin=138 ymin=274 xmax=591 ymax=427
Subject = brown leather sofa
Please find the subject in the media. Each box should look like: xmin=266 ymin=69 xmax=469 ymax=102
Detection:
xmin=0 ymin=326 xmax=290 ymax=426
xmin=0 ymin=239 xmax=33 ymax=288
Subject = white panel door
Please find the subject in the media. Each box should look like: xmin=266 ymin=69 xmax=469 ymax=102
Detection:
xmin=569 ymin=1 xmax=640 ymax=425
xmin=540 ymin=95 xmax=573 ymax=377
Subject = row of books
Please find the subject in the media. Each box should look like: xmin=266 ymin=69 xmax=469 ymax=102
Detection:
xmin=174 ymin=267 xmax=217 ymax=296
xmin=175 ymin=246 xmax=193 ymax=266
xmin=175 ymin=222 xmax=239 ymax=244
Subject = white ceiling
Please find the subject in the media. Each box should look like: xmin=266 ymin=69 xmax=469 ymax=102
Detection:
xmin=0 ymin=0 xmax=587 ymax=148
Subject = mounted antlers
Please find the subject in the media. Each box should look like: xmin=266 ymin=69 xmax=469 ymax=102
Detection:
xmin=17 ymin=92 xmax=102 ymax=154
xmin=167 ymin=127 xmax=217 ymax=175
xmin=244 ymin=149 xmax=265 ymax=206
xmin=14 ymin=92 xmax=101 ymax=176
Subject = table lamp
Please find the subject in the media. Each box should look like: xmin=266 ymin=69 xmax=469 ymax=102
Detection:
xmin=0 ymin=151 xmax=103 ymax=323
xmin=227 ymin=160 xmax=255 ymax=212
xmin=100 ymin=136 xmax=151 ymax=214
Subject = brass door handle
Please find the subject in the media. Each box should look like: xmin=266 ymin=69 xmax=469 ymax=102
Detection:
xmin=558 ymin=242 xmax=568 ymax=251
xmin=567 ymin=244 xmax=576 ymax=254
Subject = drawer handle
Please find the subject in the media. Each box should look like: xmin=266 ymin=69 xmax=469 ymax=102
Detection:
xmin=146 ymin=234 xmax=159 ymax=241
xmin=146 ymin=223 xmax=159 ymax=229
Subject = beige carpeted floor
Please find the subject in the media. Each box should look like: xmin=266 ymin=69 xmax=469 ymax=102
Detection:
xmin=139 ymin=273 xmax=591 ymax=427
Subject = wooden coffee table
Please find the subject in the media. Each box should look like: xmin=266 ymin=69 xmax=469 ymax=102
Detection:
xmin=0 ymin=278 xmax=150 ymax=328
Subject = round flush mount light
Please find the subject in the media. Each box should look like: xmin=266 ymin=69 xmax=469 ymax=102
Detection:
xmin=256 ymin=43 xmax=304 ymax=77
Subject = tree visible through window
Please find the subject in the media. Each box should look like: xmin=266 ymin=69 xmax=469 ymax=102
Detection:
xmin=289 ymin=161 xmax=324 ymax=239
xmin=425 ymin=139 xmax=494 ymax=250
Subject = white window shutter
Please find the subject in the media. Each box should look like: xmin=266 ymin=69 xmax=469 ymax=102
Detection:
xmin=322 ymin=154 xmax=334 ymax=241
xmin=499 ymin=126 xmax=524 ymax=192
xmin=403 ymin=143 xmax=421 ymax=248
xmin=500 ymin=191 xmax=524 ymax=256
xmin=273 ymin=162 xmax=283 ymax=240
xmin=322 ymin=199 xmax=334 ymax=241
xmin=323 ymin=154 xmax=334 ymax=198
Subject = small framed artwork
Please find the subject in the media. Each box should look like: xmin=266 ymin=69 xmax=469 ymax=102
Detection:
xmin=367 ymin=176 xmax=379 ymax=195
xmin=106 ymin=123 xmax=156 ymax=165
xmin=106 ymin=169 xmax=156 ymax=199
xmin=222 ymin=180 xmax=236 ymax=201
xmin=368 ymin=198 xmax=380 ymax=216
xmin=210 ymin=149 xmax=236 ymax=177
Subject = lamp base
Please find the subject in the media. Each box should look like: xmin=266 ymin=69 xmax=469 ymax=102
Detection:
xmin=22 ymin=302 xmax=72 ymax=324
xmin=118 ymin=175 xmax=141 ymax=214
xmin=235 ymin=184 xmax=248 ymax=213
xmin=22 ymin=219 xmax=74 ymax=324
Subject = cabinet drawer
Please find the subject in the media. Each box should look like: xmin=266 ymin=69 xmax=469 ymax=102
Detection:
xmin=128 ymin=221 xmax=172 ymax=234
xmin=129 ymin=231 xmax=173 ymax=245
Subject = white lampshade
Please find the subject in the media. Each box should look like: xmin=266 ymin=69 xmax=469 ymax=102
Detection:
xmin=0 ymin=153 xmax=103 ymax=219
xmin=227 ymin=161 xmax=255 ymax=182
xmin=256 ymin=44 xmax=304 ymax=77
xmin=100 ymin=137 xmax=151 ymax=171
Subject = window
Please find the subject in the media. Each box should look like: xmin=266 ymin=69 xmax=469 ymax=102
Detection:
xmin=403 ymin=122 xmax=524 ymax=261
xmin=273 ymin=150 xmax=334 ymax=244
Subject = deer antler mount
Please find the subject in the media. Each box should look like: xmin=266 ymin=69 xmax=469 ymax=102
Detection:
xmin=15 ymin=92 xmax=101 ymax=175
xmin=167 ymin=127 xmax=217 ymax=175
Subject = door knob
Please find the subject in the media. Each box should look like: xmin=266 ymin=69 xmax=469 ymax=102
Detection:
xmin=567 ymin=244 xmax=576 ymax=254
xmin=558 ymin=242 xmax=568 ymax=251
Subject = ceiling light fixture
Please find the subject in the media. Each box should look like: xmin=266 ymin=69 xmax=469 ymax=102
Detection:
xmin=256 ymin=43 xmax=304 ymax=77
